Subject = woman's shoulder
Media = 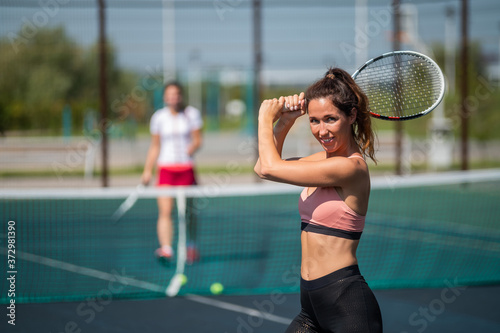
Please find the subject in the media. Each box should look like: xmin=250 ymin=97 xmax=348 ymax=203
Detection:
xmin=184 ymin=105 xmax=201 ymax=115
xmin=150 ymin=107 xmax=168 ymax=123
xmin=322 ymin=154 xmax=370 ymax=187
xmin=151 ymin=107 xmax=168 ymax=117
xmin=298 ymin=151 xmax=326 ymax=162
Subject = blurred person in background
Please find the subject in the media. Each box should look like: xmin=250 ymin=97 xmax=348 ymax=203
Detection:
xmin=142 ymin=82 xmax=203 ymax=264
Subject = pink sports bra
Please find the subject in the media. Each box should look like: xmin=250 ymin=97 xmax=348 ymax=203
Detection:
xmin=298 ymin=156 xmax=366 ymax=240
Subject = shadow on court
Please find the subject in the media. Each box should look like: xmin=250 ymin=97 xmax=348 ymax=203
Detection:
xmin=4 ymin=285 xmax=500 ymax=333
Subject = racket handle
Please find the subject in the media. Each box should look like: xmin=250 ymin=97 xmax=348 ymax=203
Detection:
xmin=282 ymin=104 xmax=300 ymax=112
xmin=282 ymin=99 xmax=306 ymax=112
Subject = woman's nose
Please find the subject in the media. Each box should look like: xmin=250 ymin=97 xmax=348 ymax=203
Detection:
xmin=319 ymin=122 xmax=328 ymax=136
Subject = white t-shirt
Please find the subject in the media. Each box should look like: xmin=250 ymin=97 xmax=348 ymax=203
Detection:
xmin=149 ymin=106 xmax=203 ymax=166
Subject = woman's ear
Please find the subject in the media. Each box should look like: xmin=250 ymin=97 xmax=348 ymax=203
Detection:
xmin=349 ymin=108 xmax=357 ymax=125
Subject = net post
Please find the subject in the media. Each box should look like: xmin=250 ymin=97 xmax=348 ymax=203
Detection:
xmin=98 ymin=0 xmax=109 ymax=187
xmin=459 ymin=0 xmax=469 ymax=171
xmin=392 ymin=0 xmax=404 ymax=176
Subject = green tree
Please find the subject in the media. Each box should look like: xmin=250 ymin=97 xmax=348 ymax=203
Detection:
xmin=0 ymin=25 xmax=141 ymax=135
xmin=0 ymin=27 xmax=80 ymax=131
xmin=432 ymin=41 xmax=499 ymax=140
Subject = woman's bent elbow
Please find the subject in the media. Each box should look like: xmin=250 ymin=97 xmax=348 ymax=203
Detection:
xmin=253 ymin=165 xmax=266 ymax=179
xmin=258 ymin=166 xmax=277 ymax=180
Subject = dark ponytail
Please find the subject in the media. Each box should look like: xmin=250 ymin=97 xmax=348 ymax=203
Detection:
xmin=305 ymin=68 xmax=377 ymax=163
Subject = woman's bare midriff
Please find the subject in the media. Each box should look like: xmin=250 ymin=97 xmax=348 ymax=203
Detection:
xmin=301 ymin=231 xmax=360 ymax=281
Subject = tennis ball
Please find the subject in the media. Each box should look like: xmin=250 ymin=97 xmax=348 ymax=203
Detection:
xmin=210 ymin=282 xmax=224 ymax=295
xmin=179 ymin=274 xmax=188 ymax=286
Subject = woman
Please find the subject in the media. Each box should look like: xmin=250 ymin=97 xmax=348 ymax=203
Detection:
xmin=142 ymin=82 xmax=202 ymax=263
xmin=255 ymin=68 xmax=382 ymax=332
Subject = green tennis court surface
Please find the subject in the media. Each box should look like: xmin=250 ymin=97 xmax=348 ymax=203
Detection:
xmin=3 ymin=285 xmax=500 ymax=332
xmin=1 ymin=170 xmax=500 ymax=332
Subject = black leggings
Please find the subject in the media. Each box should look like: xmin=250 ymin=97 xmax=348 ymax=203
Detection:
xmin=285 ymin=265 xmax=382 ymax=333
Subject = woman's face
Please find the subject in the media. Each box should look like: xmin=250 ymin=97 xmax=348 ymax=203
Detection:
xmin=308 ymin=97 xmax=355 ymax=156
xmin=164 ymin=85 xmax=183 ymax=110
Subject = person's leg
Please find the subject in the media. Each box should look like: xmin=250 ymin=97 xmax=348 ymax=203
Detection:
xmin=284 ymin=312 xmax=319 ymax=333
xmin=315 ymin=275 xmax=382 ymax=332
xmin=186 ymin=197 xmax=197 ymax=242
xmin=155 ymin=196 xmax=175 ymax=258
xmin=186 ymin=197 xmax=200 ymax=263
xmin=284 ymin=284 xmax=320 ymax=333
xmin=305 ymin=266 xmax=383 ymax=333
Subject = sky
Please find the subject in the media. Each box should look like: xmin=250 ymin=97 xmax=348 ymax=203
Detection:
xmin=1 ymin=0 xmax=499 ymax=85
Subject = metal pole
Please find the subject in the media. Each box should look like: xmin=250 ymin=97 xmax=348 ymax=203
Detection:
xmin=253 ymin=0 xmax=262 ymax=181
xmin=98 ymin=0 xmax=109 ymax=187
xmin=355 ymin=0 xmax=368 ymax=66
xmin=162 ymin=0 xmax=176 ymax=82
xmin=253 ymin=0 xmax=262 ymax=123
xmin=393 ymin=0 xmax=403 ymax=175
xmin=445 ymin=6 xmax=456 ymax=95
xmin=460 ymin=0 xmax=469 ymax=170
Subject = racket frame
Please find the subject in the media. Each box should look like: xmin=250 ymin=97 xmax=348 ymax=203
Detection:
xmin=351 ymin=50 xmax=446 ymax=121
xmin=111 ymin=184 xmax=145 ymax=223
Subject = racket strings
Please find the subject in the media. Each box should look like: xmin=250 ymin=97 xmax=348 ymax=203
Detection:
xmin=355 ymin=54 xmax=443 ymax=118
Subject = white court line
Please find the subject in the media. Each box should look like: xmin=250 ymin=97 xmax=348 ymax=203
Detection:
xmin=185 ymin=294 xmax=292 ymax=325
xmin=9 ymin=250 xmax=164 ymax=293
xmin=0 ymin=249 xmax=292 ymax=325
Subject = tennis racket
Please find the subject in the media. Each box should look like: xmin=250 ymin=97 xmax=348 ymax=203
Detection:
xmin=166 ymin=188 xmax=187 ymax=297
xmin=351 ymin=50 xmax=445 ymax=121
xmin=111 ymin=184 xmax=146 ymax=222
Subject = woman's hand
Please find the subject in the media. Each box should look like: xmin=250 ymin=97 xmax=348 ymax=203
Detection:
xmin=258 ymin=92 xmax=306 ymax=124
xmin=141 ymin=169 xmax=152 ymax=185
xmin=258 ymin=97 xmax=285 ymax=123
xmin=281 ymin=92 xmax=306 ymax=124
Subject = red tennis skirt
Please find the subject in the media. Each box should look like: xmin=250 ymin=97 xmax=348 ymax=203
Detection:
xmin=157 ymin=164 xmax=197 ymax=186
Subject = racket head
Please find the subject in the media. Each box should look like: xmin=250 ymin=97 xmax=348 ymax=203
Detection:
xmin=352 ymin=50 xmax=445 ymax=121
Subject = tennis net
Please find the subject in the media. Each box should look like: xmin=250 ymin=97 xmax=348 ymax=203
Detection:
xmin=1 ymin=169 xmax=499 ymax=303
